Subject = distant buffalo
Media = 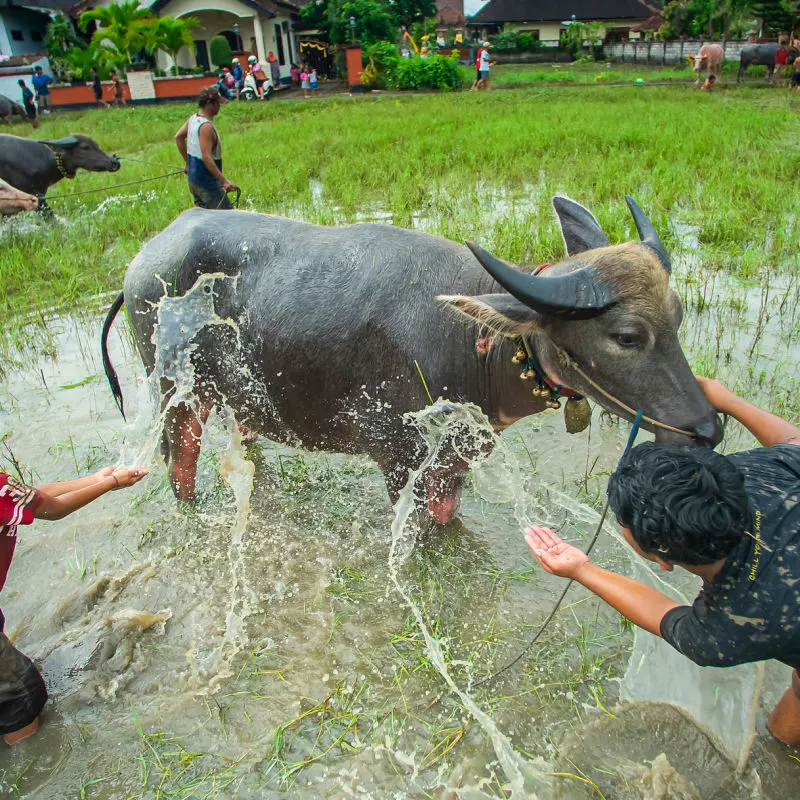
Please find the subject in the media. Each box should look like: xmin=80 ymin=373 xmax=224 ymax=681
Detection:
xmin=689 ymin=43 xmax=724 ymax=84
xmin=738 ymin=42 xmax=779 ymax=82
xmin=0 ymin=94 xmax=36 ymax=128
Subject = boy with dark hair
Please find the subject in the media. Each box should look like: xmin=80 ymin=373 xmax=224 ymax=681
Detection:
xmin=91 ymin=66 xmax=107 ymax=108
xmin=525 ymin=377 xmax=800 ymax=745
xmin=17 ymin=79 xmax=37 ymax=126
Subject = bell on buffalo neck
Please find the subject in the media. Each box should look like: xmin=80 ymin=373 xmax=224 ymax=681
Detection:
xmin=564 ymin=396 xmax=591 ymax=434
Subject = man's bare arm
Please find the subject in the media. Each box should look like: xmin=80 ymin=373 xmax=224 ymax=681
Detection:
xmin=697 ymin=377 xmax=800 ymax=447
xmin=174 ymin=120 xmax=189 ymax=165
xmin=525 ymin=526 xmax=679 ymax=636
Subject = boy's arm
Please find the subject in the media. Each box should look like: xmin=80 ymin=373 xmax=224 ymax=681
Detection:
xmin=696 ymin=377 xmax=800 ymax=447
xmin=525 ymin=527 xmax=678 ymax=636
xmin=34 ymin=467 xmax=147 ymax=521
xmin=36 ymin=467 xmax=115 ymax=498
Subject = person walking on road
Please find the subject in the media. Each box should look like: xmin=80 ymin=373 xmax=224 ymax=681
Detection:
xmin=175 ymin=86 xmax=239 ymax=210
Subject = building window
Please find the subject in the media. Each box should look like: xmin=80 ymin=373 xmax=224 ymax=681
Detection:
xmin=31 ymin=31 xmax=43 ymax=43
xmin=11 ymin=30 xmax=24 ymax=42
xmin=274 ymin=23 xmax=285 ymax=65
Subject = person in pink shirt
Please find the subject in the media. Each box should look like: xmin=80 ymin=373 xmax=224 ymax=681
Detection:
xmin=0 ymin=464 xmax=146 ymax=745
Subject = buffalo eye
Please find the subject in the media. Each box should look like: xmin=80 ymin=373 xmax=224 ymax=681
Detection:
xmin=612 ymin=329 xmax=645 ymax=349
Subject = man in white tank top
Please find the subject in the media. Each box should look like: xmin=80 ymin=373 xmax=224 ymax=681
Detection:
xmin=174 ymin=86 xmax=239 ymax=209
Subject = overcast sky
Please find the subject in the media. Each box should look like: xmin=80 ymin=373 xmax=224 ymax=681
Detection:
xmin=465 ymin=0 xmax=488 ymax=18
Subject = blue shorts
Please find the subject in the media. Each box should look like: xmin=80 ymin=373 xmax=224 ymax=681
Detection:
xmin=310 ymin=81 xmax=318 ymax=89
xmin=189 ymin=183 xmax=233 ymax=210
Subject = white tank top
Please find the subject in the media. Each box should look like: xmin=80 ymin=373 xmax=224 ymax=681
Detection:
xmin=187 ymin=114 xmax=221 ymax=161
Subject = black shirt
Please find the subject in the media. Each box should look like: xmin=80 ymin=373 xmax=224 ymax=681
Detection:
xmin=93 ymin=74 xmax=102 ymax=98
xmin=660 ymin=443 xmax=800 ymax=670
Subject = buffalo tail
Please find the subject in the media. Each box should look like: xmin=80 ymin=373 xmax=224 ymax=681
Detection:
xmin=101 ymin=291 xmax=126 ymax=420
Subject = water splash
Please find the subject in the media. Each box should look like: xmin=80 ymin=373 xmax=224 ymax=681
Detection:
xmin=116 ymin=273 xmax=257 ymax=693
xmin=388 ymin=399 xmax=551 ymax=797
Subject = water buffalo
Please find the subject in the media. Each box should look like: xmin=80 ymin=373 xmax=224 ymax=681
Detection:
xmin=0 ymin=134 xmax=120 ymax=208
xmin=0 ymin=178 xmax=37 ymax=215
xmin=689 ymin=43 xmax=724 ymax=84
xmin=0 ymin=94 xmax=37 ymax=128
xmin=101 ymin=197 xmax=722 ymax=521
xmin=738 ymin=42 xmax=779 ymax=82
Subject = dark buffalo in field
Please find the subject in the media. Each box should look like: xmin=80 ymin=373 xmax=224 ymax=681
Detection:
xmin=0 ymin=134 xmax=119 ymax=211
xmin=738 ymin=42 xmax=780 ymax=81
xmin=0 ymin=94 xmax=36 ymax=128
xmin=102 ymin=197 xmax=722 ymax=522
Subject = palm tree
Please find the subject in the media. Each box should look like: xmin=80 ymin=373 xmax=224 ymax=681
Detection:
xmin=79 ymin=0 xmax=155 ymax=66
xmin=148 ymin=16 xmax=201 ymax=75
xmin=44 ymin=14 xmax=79 ymax=59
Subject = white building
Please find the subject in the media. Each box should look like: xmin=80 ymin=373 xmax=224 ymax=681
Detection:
xmin=73 ymin=0 xmax=302 ymax=80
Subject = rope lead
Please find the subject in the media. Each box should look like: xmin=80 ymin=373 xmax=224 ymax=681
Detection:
xmin=477 ymin=409 xmax=644 ymax=687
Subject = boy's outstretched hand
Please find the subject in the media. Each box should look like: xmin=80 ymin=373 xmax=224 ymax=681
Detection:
xmin=524 ymin=526 xmax=590 ymax=579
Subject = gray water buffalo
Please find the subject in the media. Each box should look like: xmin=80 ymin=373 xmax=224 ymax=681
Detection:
xmin=689 ymin=43 xmax=724 ymax=84
xmin=738 ymin=42 xmax=779 ymax=81
xmin=101 ymin=197 xmax=722 ymax=521
xmin=0 ymin=94 xmax=36 ymax=128
xmin=0 ymin=134 xmax=120 ymax=208
xmin=0 ymin=178 xmax=37 ymax=215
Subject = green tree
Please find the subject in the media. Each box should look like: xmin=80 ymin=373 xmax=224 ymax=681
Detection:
xmin=44 ymin=14 xmax=79 ymax=59
xmin=749 ymin=0 xmax=797 ymax=35
xmin=328 ymin=0 xmax=396 ymax=46
xmin=148 ymin=16 xmax=200 ymax=74
xmin=392 ymin=0 xmax=437 ymax=30
xmin=79 ymin=0 xmax=155 ymax=66
xmin=209 ymin=35 xmax=232 ymax=68
xmin=659 ymin=0 xmax=756 ymax=38
xmin=301 ymin=0 xmax=411 ymax=46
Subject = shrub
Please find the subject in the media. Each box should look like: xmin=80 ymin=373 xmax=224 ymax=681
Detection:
xmin=209 ymin=35 xmax=232 ymax=68
xmin=385 ymin=52 xmax=462 ymax=90
xmin=365 ymin=40 xmax=401 ymax=71
xmin=489 ymin=30 xmax=542 ymax=53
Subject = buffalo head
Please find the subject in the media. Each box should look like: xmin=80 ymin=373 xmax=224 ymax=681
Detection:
xmin=441 ymin=196 xmax=723 ymax=447
xmin=41 ymin=134 xmax=120 ymax=176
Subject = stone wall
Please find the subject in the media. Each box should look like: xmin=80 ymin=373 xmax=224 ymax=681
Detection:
xmin=604 ymin=39 xmax=749 ymax=65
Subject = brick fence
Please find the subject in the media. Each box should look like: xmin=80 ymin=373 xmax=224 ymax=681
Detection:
xmin=605 ymin=39 xmax=749 ymax=65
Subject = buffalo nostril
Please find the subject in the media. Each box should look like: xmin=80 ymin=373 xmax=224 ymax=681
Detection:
xmin=694 ymin=416 xmax=723 ymax=444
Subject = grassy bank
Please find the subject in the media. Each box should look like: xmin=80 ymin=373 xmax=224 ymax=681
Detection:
xmin=478 ymin=59 xmax=758 ymax=87
xmin=1 ymin=82 xmax=798 ymax=323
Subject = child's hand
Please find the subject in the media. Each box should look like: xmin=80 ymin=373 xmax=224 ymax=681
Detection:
xmin=93 ymin=466 xmax=116 ymax=482
xmin=524 ymin=526 xmax=590 ymax=579
xmin=109 ymin=467 xmax=148 ymax=489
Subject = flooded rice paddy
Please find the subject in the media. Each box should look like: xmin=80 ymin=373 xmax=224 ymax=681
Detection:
xmin=1 ymin=193 xmax=799 ymax=798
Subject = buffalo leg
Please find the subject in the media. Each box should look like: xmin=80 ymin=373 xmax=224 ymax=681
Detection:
xmin=163 ymin=402 xmax=210 ymax=502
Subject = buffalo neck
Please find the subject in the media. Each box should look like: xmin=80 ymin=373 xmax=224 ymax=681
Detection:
xmin=40 ymin=147 xmax=66 ymax=185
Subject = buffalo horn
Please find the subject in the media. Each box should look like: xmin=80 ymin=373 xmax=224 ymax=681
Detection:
xmin=465 ymin=240 xmax=615 ymax=320
xmin=39 ymin=136 xmax=80 ymax=147
xmin=625 ymin=195 xmax=672 ymax=273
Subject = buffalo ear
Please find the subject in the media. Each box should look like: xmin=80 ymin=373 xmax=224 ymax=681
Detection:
xmin=437 ymin=293 xmax=541 ymax=336
xmin=39 ymin=136 xmax=80 ymax=147
xmin=552 ymin=195 xmax=610 ymax=256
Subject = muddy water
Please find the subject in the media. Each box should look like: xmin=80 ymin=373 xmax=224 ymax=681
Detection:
xmin=1 ymin=222 xmax=800 ymax=797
